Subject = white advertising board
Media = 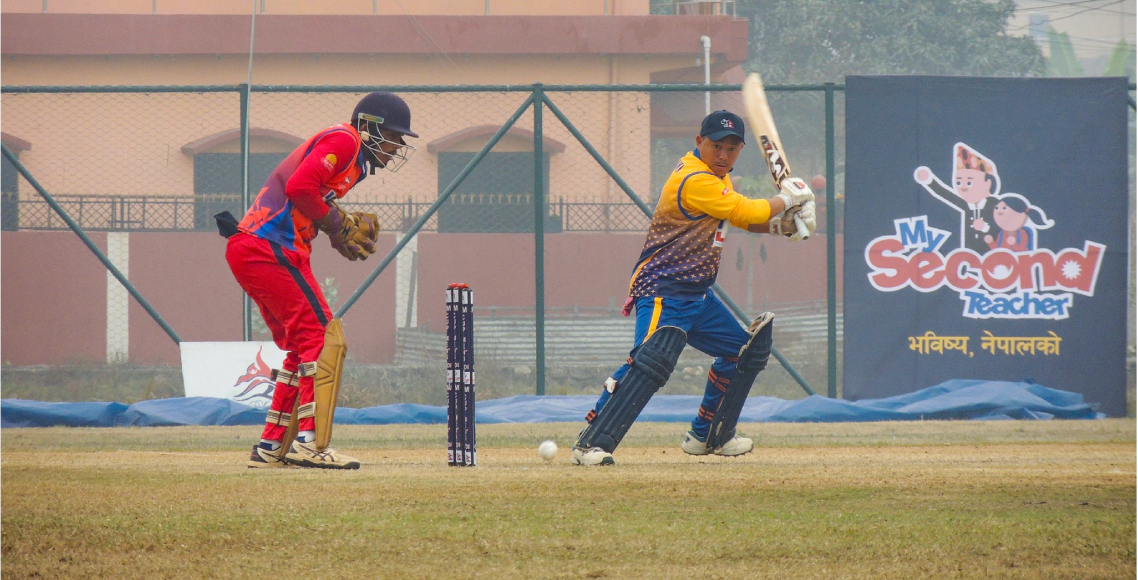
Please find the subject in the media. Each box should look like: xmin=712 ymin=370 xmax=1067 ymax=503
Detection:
xmin=180 ymin=342 xmax=287 ymax=408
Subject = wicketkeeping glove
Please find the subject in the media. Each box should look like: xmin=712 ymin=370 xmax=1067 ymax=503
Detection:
xmin=323 ymin=205 xmax=380 ymax=261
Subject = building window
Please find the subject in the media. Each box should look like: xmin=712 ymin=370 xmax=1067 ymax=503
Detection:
xmin=192 ymin=152 xmax=288 ymax=230
xmin=430 ymin=126 xmax=565 ymax=233
xmin=1 ymin=133 xmax=31 ymax=231
xmin=437 ymin=152 xmax=558 ymax=233
xmin=182 ymin=128 xmax=303 ymax=231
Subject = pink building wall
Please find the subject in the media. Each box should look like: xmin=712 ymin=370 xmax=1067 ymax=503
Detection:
xmin=1 ymin=231 xmax=841 ymax=365
xmin=1 ymin=231 xmax=108 ymax=363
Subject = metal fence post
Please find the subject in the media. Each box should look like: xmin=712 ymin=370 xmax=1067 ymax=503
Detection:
xmin=240 ymin=83 xmax=252 ymax=341
xmin=542 ymin=93 xmax=816 ymax=397
xmin=336 ymin=94 xmax=537 ymax=318
xmin=533 ymin=84 xmax=547 ymax=396
xmin=824 ymin=81 xmax=837 ymax=398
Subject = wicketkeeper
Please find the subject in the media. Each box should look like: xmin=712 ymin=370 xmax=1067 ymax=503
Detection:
xmin=218 ymin=92 xmax=418 ymax=469
xmin=572 ymin=110 xmax=816 ymax=466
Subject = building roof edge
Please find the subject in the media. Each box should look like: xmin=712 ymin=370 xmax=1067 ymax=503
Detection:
xmin=2 ymin=14 xmax=749 ymax=61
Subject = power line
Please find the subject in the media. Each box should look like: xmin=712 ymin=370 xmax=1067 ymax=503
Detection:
xmin=1008 ymin=0 xmax=1132 ymax=30
xmin=246 ymin=0 xmax=256 ymax=86
xmin=1062 ymin=36 xmax=1135 ymax=47
xmin=1021 ymin=0 xmax=1127 ymax=8
xmin=393 ymin=0 xmax=460 ymax=73
xmin=1023 ymin=31 xmax=1134 ymax=53
xmin=1038 ymin=0 xmax=1128 ymax=23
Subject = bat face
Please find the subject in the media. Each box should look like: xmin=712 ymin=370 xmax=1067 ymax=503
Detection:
xmin=742 ymin=73 xmax=783 ymax=148
xmin=743 ymin=72 xmax=794 ymax=184
xmin=760 ymin=135 xmax=791 ymax=185
xmin=743 ymin=72 xmax=811 ymax=240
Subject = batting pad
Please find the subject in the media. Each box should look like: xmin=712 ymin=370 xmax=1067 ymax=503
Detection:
xmin=314 ymin=318 xmax=347 ymax=450
xmin=707 ymin=312 xmax=774 ymax=450
xmin=576 ymin=326 xmax=688 ymax=453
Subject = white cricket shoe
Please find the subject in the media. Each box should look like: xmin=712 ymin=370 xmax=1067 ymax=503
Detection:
xmin=284 ymin=441 xmax=361 ymax=470
xmin=571 ymin=446 xmax=615 ymax=466
xmin=681 ymin=430 xmax=754 ymax=457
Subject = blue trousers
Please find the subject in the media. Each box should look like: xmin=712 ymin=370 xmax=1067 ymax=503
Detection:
xmin=589 ymin=290 xmax=752 ymax=438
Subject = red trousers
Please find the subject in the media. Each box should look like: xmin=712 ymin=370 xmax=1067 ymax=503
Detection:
xmin=226 ymin=232 xmax=331 ymax=441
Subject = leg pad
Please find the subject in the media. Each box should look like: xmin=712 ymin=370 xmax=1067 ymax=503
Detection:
xmin=706 ymin=312 xmax=774 ymax=450
xmin=577 ymin=326 xmax=687 ymax=453
xmin=279 ymin=398 xmax=300 ymax=458
xmin=314 ymin=319 xmax=347 ymax=451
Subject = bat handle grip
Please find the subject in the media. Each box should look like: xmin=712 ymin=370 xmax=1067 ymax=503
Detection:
xmin=793 ymin=212 xmax=809 ymax=241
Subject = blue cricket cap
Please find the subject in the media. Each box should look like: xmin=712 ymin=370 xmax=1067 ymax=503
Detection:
xmin=700 ymin=110 xmax=745 ymax=143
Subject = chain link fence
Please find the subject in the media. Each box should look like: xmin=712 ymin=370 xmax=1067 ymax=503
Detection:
xmin=3 ymin=83 xmax=1133 ymax=410
xmin=0 ymin=82 xmax=886 ymax=405
xmin=2 ymin=86 xmax=844 ymax=232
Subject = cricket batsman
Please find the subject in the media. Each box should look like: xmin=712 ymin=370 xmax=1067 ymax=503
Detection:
xmin=572 ymin=110 xmax=816 ymax=466
xmin=217 ymin=92 xmax=418 ymax=469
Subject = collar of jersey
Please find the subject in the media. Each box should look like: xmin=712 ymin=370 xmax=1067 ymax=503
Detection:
xmin=685 ymin=150 xmax=715 ymax=176
xmin=355 ymin=149 xmax=370 ymax=185
xmin=689 ymin=147 xmax=733 ymax=174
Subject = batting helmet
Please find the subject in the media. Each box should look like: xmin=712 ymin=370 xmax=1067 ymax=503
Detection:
xmin=352 ymin=92 xmax=418 ymax=138
xmin=352 ymin=92 xmax=418 ymax=172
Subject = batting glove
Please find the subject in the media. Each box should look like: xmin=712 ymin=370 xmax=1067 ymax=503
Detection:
xmin=774 ymin=177 xmax=815 ymax=215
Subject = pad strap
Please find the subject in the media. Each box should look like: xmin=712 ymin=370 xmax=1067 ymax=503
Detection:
xmin=297 ymin=362 xmax=318 ymax=377
xmin=270 ymin=369 xmax=301 ymax=387
xmin=604 ymin=377 xmax=618 ymax=393
xmin=296 ymin=402 xmax=316 ymax=420
xmin=266 ymin=409 xmax=291 ymax=427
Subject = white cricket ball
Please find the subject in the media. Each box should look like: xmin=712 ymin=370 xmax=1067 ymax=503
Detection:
xmin=538 ymin=440 xmax=558 ymax=461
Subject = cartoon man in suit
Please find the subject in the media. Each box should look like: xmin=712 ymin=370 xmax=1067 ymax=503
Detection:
xmin=914 ymin=143 xmax=1000 ymax=254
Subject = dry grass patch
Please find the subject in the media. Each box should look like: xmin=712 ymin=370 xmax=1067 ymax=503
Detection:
xmin=3 ymin=420 xmax=1134 ymax=579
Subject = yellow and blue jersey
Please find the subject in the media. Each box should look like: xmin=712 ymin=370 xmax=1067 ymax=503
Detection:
xmin=628 ymin=150 xmax=774 ymax=300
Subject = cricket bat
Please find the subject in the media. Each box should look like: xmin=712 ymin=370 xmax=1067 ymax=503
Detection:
xmin=741 ymin=71 xmax=809 ymax=240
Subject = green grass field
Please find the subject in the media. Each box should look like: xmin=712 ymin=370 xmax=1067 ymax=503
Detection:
xmin=3 ymin=420 xmax=1134 ymax=579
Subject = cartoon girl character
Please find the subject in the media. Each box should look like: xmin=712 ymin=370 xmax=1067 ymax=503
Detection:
xmin=984 ymin=192 xmax=1054 ymax=252
xmin=914 ymin=143 xmax=1000 ymax=253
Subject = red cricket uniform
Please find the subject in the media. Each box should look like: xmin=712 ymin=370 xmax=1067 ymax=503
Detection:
xmin=226 ymin=124 xmax=366 ymax=441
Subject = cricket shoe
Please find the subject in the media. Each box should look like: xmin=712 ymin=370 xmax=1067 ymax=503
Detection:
xmin=681 ymin=430 xmax=754 ymax=457
xmin=248 ymin=444 xmax=290 ymax=469
xmin=284 ymin=441 xmax=361 ymax=470
xmin=571 ymin=446 xmax=615 ymax=466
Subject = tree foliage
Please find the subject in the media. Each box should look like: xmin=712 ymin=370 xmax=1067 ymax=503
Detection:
xmin=1044 ymin=27 xmax=1084 ymax=77
xmin=739 ymin=0 xmax=1046 ymax=83
xmin=1102 ymin=39 xmax=1136 ymax=80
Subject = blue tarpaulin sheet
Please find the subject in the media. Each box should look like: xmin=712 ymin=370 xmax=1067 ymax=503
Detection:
xmin=0 ymin=380 xmax=1102 ymax=428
